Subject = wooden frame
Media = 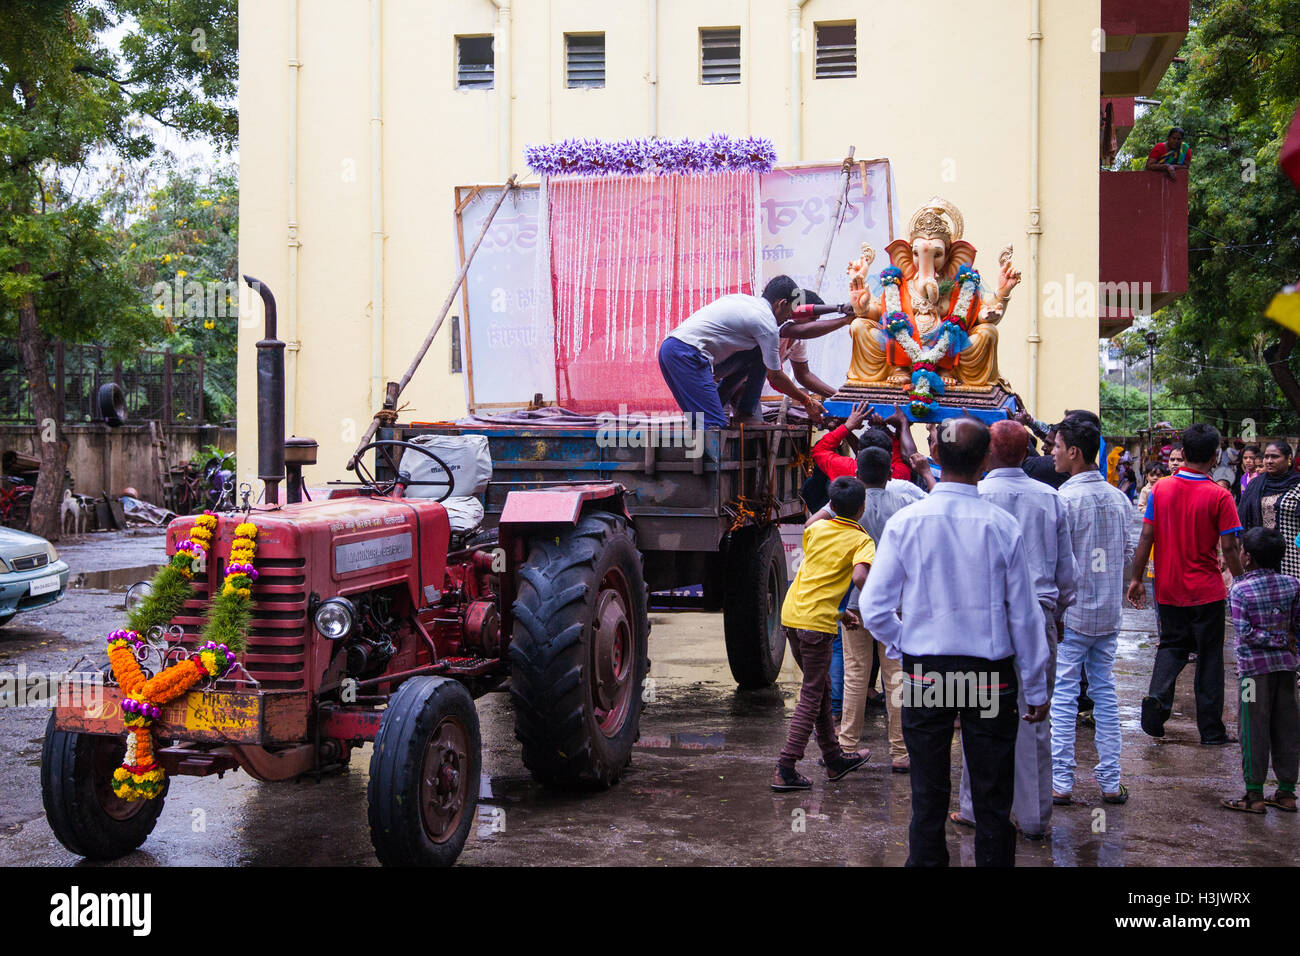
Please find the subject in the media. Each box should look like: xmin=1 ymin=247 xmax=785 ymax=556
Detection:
xmin=452 ymin=160 xmax=895 ymax=413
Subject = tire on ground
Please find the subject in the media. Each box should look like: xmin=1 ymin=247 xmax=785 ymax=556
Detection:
xmin=40 ymin=712 xmax=167 ymax=859
xmin=510 ymin=510 xmax=650 ymax=789
xmin=722 ymin=524 xmax=789 ymax=689
xmin=368 ymin=675 xmax=481 ymax=866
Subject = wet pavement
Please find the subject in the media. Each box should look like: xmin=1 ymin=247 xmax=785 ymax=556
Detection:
xmin=2 ymin=525 xmax=1297 ymax=866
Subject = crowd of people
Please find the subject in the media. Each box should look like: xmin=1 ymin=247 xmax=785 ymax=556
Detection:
xmin=646 ymin=273 xmax=1297 ymax=865
xmin=773 ymin=411 xmax=1300 ymax=866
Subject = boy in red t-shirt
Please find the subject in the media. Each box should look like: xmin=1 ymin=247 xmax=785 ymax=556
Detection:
xmin=1128 ymin=424 xmax=1244 ymax=744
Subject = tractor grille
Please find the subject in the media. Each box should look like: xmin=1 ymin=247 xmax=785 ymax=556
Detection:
xmin=170 ymin=555 xmax=308 ymax=691
xmin=11 ymin=553 xmax=48 ymax=572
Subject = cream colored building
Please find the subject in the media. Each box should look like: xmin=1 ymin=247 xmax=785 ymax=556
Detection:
xmin=238 ymin=0 xmax=1185 ymax=484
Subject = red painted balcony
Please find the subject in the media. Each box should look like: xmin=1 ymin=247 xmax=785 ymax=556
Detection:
xmin=1098 ymin=169 xmax=1188 ymax=336
xmin=1101 ymin=0 xmax=1189 ymax=97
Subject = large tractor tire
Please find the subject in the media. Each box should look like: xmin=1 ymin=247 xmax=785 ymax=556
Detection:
xmin=510 ymin=510 xmax=650 ymax=789
xmin=723 ymin=524 xmax=789 ymax=689
xmin=40 ymin=712 xmax=167 ymax=859
xmin=368 ymin=676 xmax=480 ymax=867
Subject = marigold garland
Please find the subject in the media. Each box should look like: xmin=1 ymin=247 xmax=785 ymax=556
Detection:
xmin=105 ymin=513 xmax=258 ymax=801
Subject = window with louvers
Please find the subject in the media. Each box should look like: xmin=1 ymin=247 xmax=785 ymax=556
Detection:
xmin=566 ymin=33 xmax=605 ymax=88
xmin=700 ymin=27 xmax=741 ymax=85
xmin=815 ymin=22 xmax=856 ymax=79
xmin=456 ymin=35 xmax=494 ymax=89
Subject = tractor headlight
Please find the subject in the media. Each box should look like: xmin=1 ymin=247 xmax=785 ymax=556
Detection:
xmin=314 ymin=597 xmax=356 ymax=641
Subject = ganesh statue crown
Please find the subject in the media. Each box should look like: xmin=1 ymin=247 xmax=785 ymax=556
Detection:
xmin=828 ymin=196 xmax=1022 ymax=422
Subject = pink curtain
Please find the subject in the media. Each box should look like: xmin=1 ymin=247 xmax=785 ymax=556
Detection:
xmin=549 ymin=171 xmax=757 ymax=412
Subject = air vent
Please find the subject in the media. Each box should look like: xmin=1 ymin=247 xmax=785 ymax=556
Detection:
xmin=701 ymin=27 xmax=741 ymax=85
xmin=815 ymin=22 xmax=856 ymax=79
xmin=456 ymin=35 xmax=494 ymax=89
xmin=566 ymin=33 xmax=605 ymax=88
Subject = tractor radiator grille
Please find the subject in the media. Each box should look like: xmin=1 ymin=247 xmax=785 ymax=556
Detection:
xmin=170 ymin=555 xmax=308 ymax=691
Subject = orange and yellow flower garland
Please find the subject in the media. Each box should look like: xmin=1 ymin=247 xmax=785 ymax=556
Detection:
xmin=106 ymin=512 xmax=257 ymax=801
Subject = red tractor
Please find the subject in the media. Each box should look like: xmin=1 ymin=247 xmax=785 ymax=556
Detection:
xmin=43 ymin=279 xmax=650 ymax=865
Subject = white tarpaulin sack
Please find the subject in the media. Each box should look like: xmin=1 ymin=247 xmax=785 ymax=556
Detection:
xmin=400 ymin=434 xmax=493 ymax=532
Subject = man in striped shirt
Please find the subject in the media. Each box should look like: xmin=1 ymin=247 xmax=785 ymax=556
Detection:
xmin=1050 ymin=416 xmax=1135 ymax=805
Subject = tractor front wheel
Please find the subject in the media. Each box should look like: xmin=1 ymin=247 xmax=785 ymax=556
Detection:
xmin=722 ymin=524 xmax=789 ymax=689
xmin=40 ymin=712 xmax=167 ymax=859
xmin=510 ymin=511 xmax=650 ymax=789
xmin=368 ymin=676 xmax=481 ymax=866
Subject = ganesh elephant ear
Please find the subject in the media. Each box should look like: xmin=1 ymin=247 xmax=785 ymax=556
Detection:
xmin=885 ymin=239 xmax=915 ymax=276
xmin=942 ymin=240 xmax=978 ymax=281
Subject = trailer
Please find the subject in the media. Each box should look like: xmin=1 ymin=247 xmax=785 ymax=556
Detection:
xmin=378 ymin=417 xmax=812 ymax=688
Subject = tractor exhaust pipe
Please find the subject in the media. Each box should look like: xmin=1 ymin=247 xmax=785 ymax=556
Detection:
xmin=244 ymin=275 xmax=285 ymax=505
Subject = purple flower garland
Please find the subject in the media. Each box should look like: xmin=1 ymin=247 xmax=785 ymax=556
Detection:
xmin=524 ymin=134 xmax=777 ymax=177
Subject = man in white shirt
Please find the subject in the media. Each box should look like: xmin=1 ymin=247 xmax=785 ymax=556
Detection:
xmin=954 ymin=420 xmax=1078 ymax=841
xmin=657 ymin=275 xmax=849 ymax=429
xmin=860 ymin=417 xmax=1049 ymax=867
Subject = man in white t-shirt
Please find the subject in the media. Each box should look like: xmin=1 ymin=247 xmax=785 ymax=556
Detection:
xmin=717 ymin=288 xmax=842 ymax=406
xmin=658 ymin=276 xmax=851 ymax=428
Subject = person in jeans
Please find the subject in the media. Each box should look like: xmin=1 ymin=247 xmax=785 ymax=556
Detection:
xmin=772 ymin=476 xmax=874 ymax=791
xmin=860 ymin=418 xmax=1050 ymax=866
xmin=1128 ymin=423 xmax=1244 ymax=744
xmin=657 ymin=275 xmax=846 ymax=429
xmin=1221 ymin=527 xmax=1300 ymax=814
xmin=1050 ymin=416 xmax=1134 ymax=805
xmin=953 ymin=420 xmax=1078 ymax=841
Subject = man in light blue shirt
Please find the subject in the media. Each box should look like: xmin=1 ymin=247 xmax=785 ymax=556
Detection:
xmin=860 ymin=417 xmax=1048 ymax=867
xmin=956 ymin=421 xmax=1078 ymax=841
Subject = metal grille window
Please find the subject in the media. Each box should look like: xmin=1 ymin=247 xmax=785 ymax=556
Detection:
xmin=815 ymin=22 xmax=856 ymax=79
xmin=700 ymin=27 xmax=741 ymax=84
xmin=566 ymin=33 xmax=605 ymax=88
xmin=456 ymin=35 xmax=494 ymax=89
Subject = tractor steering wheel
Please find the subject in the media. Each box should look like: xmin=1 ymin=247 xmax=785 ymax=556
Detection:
xmin=350 ymin=440 xmax=456 ymax=502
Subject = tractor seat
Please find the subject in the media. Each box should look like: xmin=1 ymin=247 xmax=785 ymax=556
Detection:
xmin=398 ymin=434 xmax=493 ymax=538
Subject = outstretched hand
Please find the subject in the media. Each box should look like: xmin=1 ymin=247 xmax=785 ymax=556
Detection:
xmin=845 ymin=401 xmax=871 ymax=432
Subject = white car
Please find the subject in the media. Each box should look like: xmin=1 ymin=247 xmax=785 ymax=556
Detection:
xmin=0 ymin=527 xmax=70 ymax=627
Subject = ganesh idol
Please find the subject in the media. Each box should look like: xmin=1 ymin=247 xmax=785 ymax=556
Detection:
xmin=843 ymin=197 xmax=1021 ymax=401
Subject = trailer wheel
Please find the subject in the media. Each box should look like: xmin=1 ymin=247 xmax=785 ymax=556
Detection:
xmin=510 ymin=511 xmax=650 ymax=789
xmin=723 ymin=525 xmax=789 ymax=689
xmin=40 ymin=712 xmax=167 ymax=859
xmin=368 ymin=676 xmax=480 ymax=867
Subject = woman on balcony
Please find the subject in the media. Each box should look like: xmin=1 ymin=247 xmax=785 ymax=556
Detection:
xmin=1146 ymin=127 xmax=1191 ymax=181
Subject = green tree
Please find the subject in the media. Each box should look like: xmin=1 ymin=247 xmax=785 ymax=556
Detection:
xmin=0 ymin=0 xmax=235 ymax=538
xmin=1124 ymin=0 xmax=1300 ymax=434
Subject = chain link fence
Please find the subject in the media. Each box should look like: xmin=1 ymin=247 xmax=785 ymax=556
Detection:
xmin=0 ymin=340 xmax=207 ymax=424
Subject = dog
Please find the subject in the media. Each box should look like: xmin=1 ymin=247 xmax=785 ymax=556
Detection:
xmin=60 ymin=488 xmax=86 ymax=536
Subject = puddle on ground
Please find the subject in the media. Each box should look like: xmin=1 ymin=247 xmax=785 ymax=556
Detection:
xmin=67 ymin=566 xmax=161 ymax=592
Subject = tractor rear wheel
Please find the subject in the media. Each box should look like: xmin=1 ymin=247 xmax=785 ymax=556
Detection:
xmin=510 ymin=511 xmax=650 ymax=789
xmin=368 ymin=676 xmax=480 ymax=867
xmin=40 ymin=713 xmax=167 ymax=859
xmin=722 ymin=524 xmax=789 ymax=689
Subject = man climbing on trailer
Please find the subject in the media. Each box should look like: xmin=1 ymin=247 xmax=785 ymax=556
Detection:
xmin=656 ymin=275 xmax=852 ymax=429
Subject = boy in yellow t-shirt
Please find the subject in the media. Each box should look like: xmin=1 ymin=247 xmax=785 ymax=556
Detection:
xmin=773 ymin=476 xmax=876 ymax=791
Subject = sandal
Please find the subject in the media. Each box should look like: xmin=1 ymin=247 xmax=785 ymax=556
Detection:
xmin=1102 ymin=784 xmax=1129 ymax=805
xmin=1265 ymin=790 xmax=1298 ymax=813
xmin=771 ymin=765 xmax=812 ymax=792
xmin=1220 ymin=793 xmax=1266 ymax=814
xmin=948 ymin=811 xmax=975 ymax=829
xmin=1052 ymin=791 xmax=1073 ymax=806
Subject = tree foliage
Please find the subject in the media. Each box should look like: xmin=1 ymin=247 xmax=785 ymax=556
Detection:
xmin=1122 ymin=0 xmax=1300 ymax=434
xmin=0 ymin=0 xmax=236 ymax=537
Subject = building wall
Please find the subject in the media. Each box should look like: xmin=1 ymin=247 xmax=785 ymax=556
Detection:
xmin=238 ymin=0 xmax=1101 ymax=487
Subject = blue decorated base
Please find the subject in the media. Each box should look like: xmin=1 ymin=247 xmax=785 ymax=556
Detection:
xmin=823 ymin=384 xmax=1020 ymax=425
